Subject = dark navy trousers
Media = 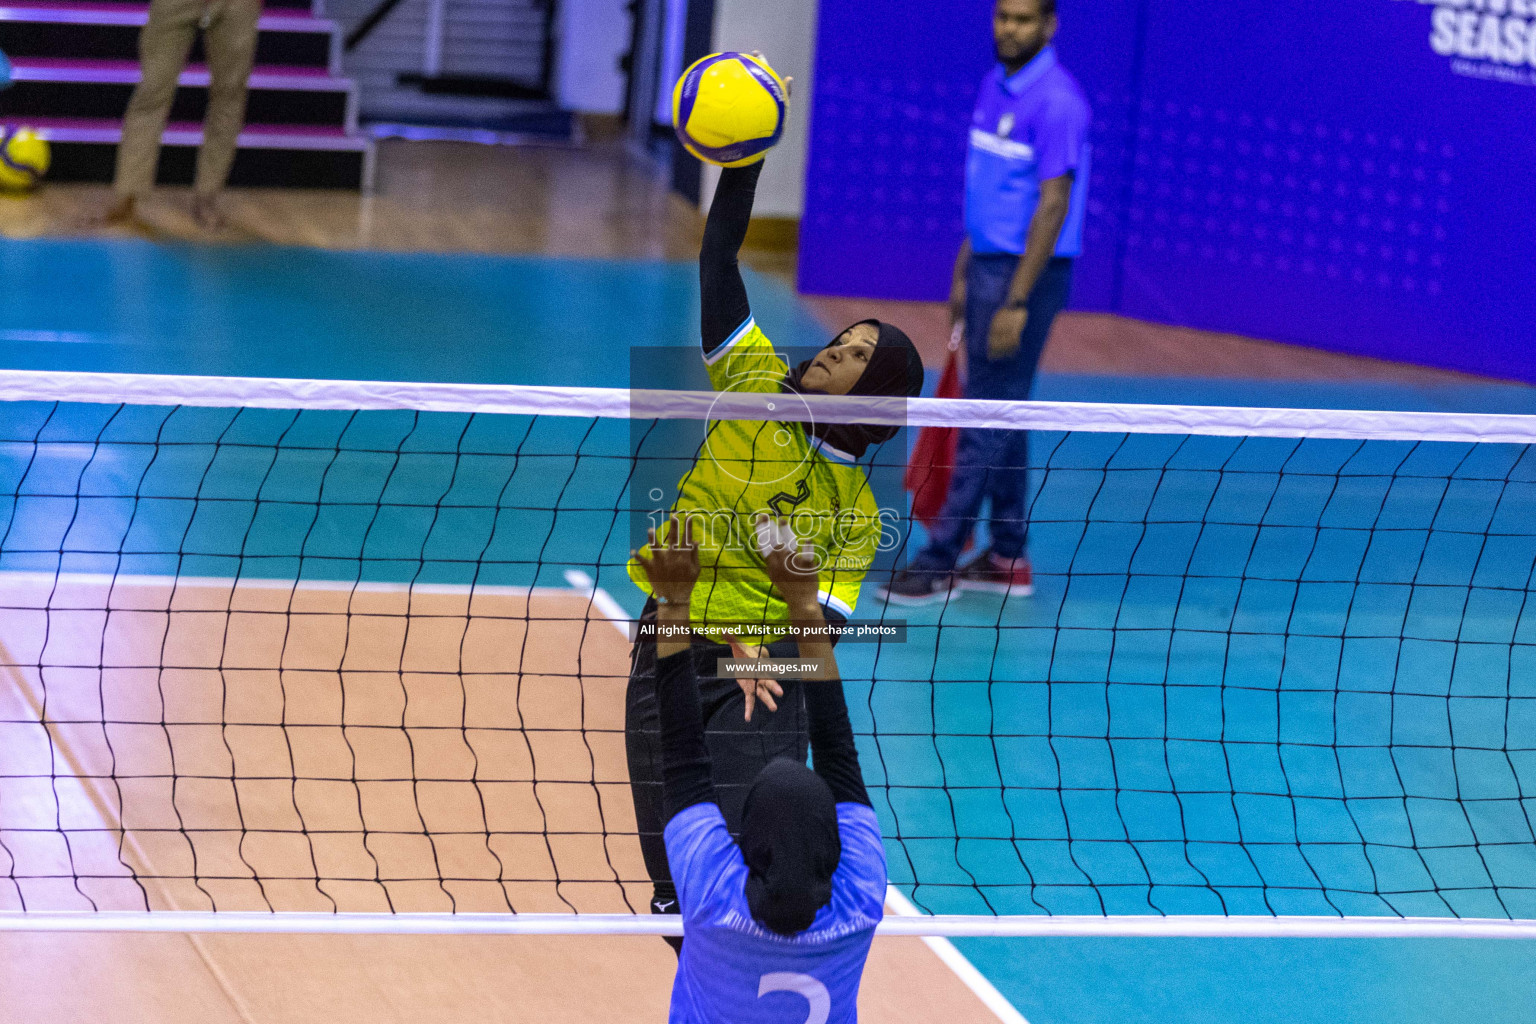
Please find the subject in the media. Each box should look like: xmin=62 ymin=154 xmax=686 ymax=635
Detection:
xmin=915 ymin=253 xmax=1073 ymax=568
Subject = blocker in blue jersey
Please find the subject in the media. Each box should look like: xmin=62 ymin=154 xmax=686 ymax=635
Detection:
xmin=633 ymin=516 xmax=887 ymax=1024
xmin=0 ymin=48 xmax=11 ymax=90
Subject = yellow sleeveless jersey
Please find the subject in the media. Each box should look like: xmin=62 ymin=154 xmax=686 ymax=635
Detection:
xmin=627 ymin=319 xmax=885 ymax=644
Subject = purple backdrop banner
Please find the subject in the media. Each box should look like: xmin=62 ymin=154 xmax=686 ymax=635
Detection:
xmin=798 ymin=0 xmax=1536 ymax=384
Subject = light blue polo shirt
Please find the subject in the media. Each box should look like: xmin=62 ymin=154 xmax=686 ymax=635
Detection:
xmin=965 ymin=46 xmax=1092 ymax=257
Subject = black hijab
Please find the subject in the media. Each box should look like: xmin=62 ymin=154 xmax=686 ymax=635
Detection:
xmin=739 ymin=757 xmax=842 ymax=935
xmin=782 ymin=319 xmax=925 ymax=460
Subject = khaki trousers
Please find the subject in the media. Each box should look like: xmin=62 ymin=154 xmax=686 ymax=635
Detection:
xmin=113 ymin=0 xmax=262 ymax=197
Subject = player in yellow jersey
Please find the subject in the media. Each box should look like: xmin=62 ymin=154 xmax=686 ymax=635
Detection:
xmin=625 ymin=158 xmax=923 ymax=953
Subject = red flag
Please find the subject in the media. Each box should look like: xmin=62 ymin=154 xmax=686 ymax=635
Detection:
xmin=904 ymin=325 xmax=963 ymax=529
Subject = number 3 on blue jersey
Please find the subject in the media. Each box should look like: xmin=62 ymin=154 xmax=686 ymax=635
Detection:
xmin=757 ymin=973 xmax=830 ymax=1024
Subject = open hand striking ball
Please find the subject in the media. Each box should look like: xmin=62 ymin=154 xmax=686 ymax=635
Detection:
xmin=672 ymin=52 xmax=788 ymax=168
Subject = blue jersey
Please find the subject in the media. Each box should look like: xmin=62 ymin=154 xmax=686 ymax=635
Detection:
xmin=965 ymin=46 xmax=1092 ymax=257
xmin=664 ymin=801 xmax=887 ymax=1024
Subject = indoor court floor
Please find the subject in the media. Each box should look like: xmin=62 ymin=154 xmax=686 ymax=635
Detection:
xmin=1 ymin=140 xmax=1534 ymax=1023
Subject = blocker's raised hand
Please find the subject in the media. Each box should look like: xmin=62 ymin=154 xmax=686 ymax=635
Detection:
xmin=757 ymin=515 xmax=820 ymax=610
xmin=634 ymin=515 xmax=700 ymax=606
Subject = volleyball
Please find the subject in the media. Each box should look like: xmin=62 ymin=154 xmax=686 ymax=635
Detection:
xmin=671 ymin=51 xmax=788 ymax=168
xmin=0 ymin=126 xmax=51 ymax=191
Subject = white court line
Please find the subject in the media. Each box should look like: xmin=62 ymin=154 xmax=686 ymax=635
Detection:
xmin=885 ymin=887 xmax=1031 ymax=1024
xmin=0 ymin=329 xmax=130 ymax=345
xmin=0 ymin=570 xmax=569 ymax=598
xmin=563 ymin=569 xmax=634 ymax=640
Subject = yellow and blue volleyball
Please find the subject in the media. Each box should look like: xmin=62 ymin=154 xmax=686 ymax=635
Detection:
xmin=0 ymin=126 xmax=50 ymax=191
xmin=672 ymin=52 xmax=787 ymax=168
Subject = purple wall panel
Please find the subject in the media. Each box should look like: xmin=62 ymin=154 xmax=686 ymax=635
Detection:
xmin=1119 ymin=0 xmax=1535 ymax=382
xmin=797 ymin=1 xmax=990 ymax=300
xmin=798 ymin=0 xmax=1138 ymax=309
xmin=1047 ymin=0 xmax=1143 ymax=313
xmin=800 ymin=0 xmax=1536 ymax=383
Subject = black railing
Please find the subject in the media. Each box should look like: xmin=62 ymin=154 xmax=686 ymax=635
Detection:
xmin=343 ymin=0 xmax=408 ymax=51
xmin=345 ymin=0 xmax=559 ymax=101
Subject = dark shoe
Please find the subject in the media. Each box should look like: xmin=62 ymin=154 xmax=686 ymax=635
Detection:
xmin=877 ymin=566 xmax=954 ymax=605
xmin=954 ymin=549 xmax=1035 ymax=597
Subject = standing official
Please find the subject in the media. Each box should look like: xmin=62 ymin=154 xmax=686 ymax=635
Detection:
xmin=96 ymin=0 xmax=262 ymax=229
xmin=881 ymin=0 xmax=1091 ymax=604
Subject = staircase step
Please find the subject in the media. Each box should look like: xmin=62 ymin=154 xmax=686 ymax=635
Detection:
xmin=7 ymin=57 xmax=340 ymax=86
xmin=3 ymin=116 xmax=374 ymax=188
xmin=52 ymin=0 xmax=311 ymax=9
xmin=1 ymin=59 xmax=356 ymax=129
xmin=0 ymin=4 xmax=335 ymax=68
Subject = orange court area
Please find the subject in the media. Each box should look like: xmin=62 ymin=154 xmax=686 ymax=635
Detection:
xmin=0 ymin=573 xmax=1005 ymax=1022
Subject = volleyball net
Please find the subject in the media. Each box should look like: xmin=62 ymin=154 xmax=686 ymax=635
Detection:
xmin=0 ymin=368 xmax=1533 ymax=938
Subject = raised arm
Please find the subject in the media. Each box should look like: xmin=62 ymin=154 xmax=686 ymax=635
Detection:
xmin=699 ymin=161 xmax=765 ymax=356
xmin=634 ymin=518 xmax=714 ymax=820
xmin=759 ymin=518 xmax=872 ymax=806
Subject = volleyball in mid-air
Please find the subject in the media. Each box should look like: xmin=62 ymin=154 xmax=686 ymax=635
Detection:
xmin=672 ymin=52 xmax=788 ymax=168
xmin=0 ymin=127 xmax=51 ymax=191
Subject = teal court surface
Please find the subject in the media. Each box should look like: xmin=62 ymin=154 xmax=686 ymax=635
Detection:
xmin=2 ymin=236 xmax=1535 ymax=1023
